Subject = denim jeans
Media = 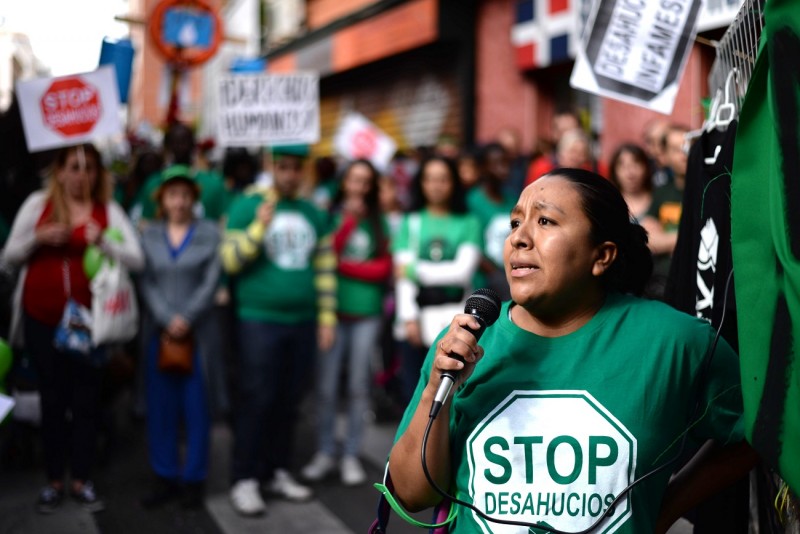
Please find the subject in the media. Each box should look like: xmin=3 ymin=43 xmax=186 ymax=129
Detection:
xmin=315 ymin=316 xmax=381 ymax=457
xmin=231 ymin=319 xmax=316 ymax=483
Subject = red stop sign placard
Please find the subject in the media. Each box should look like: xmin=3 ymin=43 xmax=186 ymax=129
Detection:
xmin=40 ymin=78 xmax=102 ymax=137
xmin=351 ymin=127 xmax=378 ymax=159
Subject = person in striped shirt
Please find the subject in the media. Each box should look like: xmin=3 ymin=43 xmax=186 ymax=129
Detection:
xmin=220 ymin=145 xmax=336 ymax=516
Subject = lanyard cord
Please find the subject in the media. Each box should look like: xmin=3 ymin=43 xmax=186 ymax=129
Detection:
xmin=420 ymin=269 xmax=736 ymax=533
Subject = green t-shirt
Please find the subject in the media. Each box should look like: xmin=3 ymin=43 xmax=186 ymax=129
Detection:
xmin=336 ymin=215 xmax=389 ymax=317
xmin=220 ymin=183 xmax=244 ymax=219
xmin=226 ymin=193 xmax=331 ymax=323
xmin=392 ymin=210 xmax=481 ymax=302
xmin=467 ymin=187 xmax=516 ymax=268
xmin=395 ymin=293 xmax=744 ymax=533
xmin=134 ymin=168 xmax=227 ymax=222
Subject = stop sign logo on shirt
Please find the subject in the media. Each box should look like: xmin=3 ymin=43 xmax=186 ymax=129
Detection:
xmin=466 ymin=390 xmax=637 ymax=533
xmin=40 ymin=78 xmax=102 ymax=137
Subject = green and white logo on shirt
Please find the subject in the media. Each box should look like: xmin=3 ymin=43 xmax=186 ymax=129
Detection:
xmin=343 ymin=226 xmax=372 ymax=261
xmin=264 ymin=212 xmax=317 ymax=270
xmin=466 ymin=390 xmax=637 ymax=534
xmin=485 ymin=214 xmax=511 ymax=267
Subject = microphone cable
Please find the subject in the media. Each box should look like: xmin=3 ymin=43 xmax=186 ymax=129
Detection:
xmin=420 ymin=269 xmax=736 ymax=534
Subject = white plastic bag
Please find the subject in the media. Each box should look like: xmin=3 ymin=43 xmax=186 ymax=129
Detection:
xmin=91 ymin=260 xmax=138 ymax=346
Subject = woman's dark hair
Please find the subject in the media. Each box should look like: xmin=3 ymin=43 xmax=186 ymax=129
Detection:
xmin=544 ymin=168 xmax=653 ymax=295
xmin=132 ymin=150 xmax=164 ymax=184
xmin=477 ymin=142 xmax=505 ymax=167
xmin=315 ymin=156 xmax=337 ymax=184
xmin=608 ymin=143 xmax=654 ymax=192
xmin=222 ymin=147 xmax=258 ymax=189
xmin=476 ymin=142 xmax=508 ymax=185
xmin=409 ymin=156 xmax=468 ymax=214
xmin=331 ymin=159 xmax=387 ymax=252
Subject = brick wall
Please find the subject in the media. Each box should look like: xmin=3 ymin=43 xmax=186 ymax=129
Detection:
xmin=307 ymin=0 xmax=378 ymax=29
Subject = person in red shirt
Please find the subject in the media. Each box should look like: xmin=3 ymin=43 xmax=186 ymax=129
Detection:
xmin=525 ymin=128 xmax=608 ymax=186
xmin=2 ymin=143 xmax=143 ymax=514
xmin=525 ymin=110 xmax=581 ymax=184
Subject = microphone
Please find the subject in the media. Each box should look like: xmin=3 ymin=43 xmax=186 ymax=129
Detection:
xmin=430 ymin=288 xmax=502 ymax=418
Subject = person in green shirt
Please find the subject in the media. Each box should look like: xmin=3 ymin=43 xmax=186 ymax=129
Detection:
xmin=220 ymin=147 xmax=259 ymax=217
xmin=467 ymin=142 xmax=516 ymax=301
xmin=388 ymin=168 xmax=757 ymax=533
xmin=301 ymin=159 xmax=392 ymax=487
xmin=220 ymin=145 xmax=337 ymax=516
xmin=392 ymin=156 xmax=481 ymax=405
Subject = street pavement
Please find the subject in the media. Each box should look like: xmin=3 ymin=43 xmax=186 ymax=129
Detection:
xmin=0 ymin=389 xmax=426 ymax=534
xmin=0 ymin=389 xmax=693 ymax=534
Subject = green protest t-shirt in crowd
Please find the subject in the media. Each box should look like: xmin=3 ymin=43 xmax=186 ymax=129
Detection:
xmin=336 ymin=215 xmax=389 ymax=317
xmin=395 ymin=293 xmax=744 ymax=534
xmin=392 ymin=210 xmax=481 ymax=301
xmin=226 ymin=192 xmax=331 ymax=323
xmin=467 ymin=187 xmax=516 ymax=269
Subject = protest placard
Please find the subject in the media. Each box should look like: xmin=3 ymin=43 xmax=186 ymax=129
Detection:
xmin=16 ymin=65 xmax=122 ymax=152
xmin=333 ymin=112 xmax=397 ymax=173
xmin=570 ymin=0 xmax=702 ymax=114
xmin=217 ymin=72 xmax=319 ymax=146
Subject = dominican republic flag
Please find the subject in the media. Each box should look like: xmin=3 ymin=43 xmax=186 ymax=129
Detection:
xmin=511 ymin=0 xmax=581 ymax=70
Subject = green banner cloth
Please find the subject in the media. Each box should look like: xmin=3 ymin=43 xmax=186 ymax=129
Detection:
xmin=731 ymin=0 xmax=800 ymax=495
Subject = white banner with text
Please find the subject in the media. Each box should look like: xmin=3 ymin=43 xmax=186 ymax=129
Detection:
xmin=217 ymin=72 xmax=320 ymax=146
xmin=570 ymin=0 xmax=702 ymax=114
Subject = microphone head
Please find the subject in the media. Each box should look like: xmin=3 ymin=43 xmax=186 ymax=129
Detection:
xmin=465 ymin=288 xmax=502 ymax=326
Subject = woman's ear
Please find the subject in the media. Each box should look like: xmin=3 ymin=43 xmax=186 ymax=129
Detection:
xmin=592 ymin=241 xmax=618 ymax=277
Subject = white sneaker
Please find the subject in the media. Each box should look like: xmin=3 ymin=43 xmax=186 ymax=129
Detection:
xmin=267 ymin=469 xmax=312 ymax=501
xmin=301 ymin=452 xmax=337 ymax=481
xmin=230 ymin=479 xmax=266 ymax=516
xmin=340 ymin=455 xmax=367 ymax=486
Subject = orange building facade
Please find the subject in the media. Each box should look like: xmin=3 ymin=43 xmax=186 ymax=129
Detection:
xmin=126 ymin=0 xmax=732 ymax=166
xmin=474 ymin=0 xmax=717 ymax=164
xmin=267 ymin=0 xmax=475 ymax=158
